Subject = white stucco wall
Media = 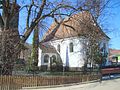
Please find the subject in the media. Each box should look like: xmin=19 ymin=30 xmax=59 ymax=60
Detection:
xmin=48 ymin=37 xmax=86 ymax=68
xmin=38 ymin=36 xmax=109 ymax=68
xmin=38 ymin=49 xmax=57 ymax=66
xmin=38 ymin=48 xmax=42 ymax=66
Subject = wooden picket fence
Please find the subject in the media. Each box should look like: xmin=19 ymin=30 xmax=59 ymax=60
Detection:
xmin=0 ymin=75 xmax=100 ymax=90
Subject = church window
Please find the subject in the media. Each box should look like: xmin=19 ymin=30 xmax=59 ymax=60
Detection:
xmin=51 ymin=55 xmax=57 ymax=63
xmin=44 ymin=54 xmax=49 ymax=63
xmin=57 ymin=44 xmax=60 ymax=53
xmin=69 ymin=42 xmax=74 ymax=52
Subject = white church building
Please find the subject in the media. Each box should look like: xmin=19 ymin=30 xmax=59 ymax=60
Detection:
xmin=38 ymin=11 xmax=110 ymax=71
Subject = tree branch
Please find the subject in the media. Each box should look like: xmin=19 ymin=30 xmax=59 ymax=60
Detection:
xmin=22 ymin=0 xmax=46 ymax=42
xmin=40 ymin=19 xmax=64 ymax=43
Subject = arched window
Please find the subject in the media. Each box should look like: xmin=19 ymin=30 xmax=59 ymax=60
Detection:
xmin=69 ymin=42 xmax=74 ymax=52
xmin=51 ymin=55 xmax=57 ymax=63
xmin=57 ymin=44 xmax=60 ymax=53
xmin=44 ymin=54 xmax=49 ymax=63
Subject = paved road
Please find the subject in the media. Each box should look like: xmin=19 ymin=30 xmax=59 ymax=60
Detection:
xmin=23 ymin=78 xmax=120 ymax=90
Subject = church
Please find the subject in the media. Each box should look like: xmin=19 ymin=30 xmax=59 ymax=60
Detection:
xmin=38 ymin=11 xmax=110 ymax=71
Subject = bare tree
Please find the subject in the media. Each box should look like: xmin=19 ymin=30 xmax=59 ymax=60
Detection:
xmin=0 ymin=0 xmax=79 ymax=75
xmin=0 ymin=0 xmax=110 ymax=75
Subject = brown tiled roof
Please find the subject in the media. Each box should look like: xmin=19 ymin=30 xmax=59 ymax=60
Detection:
xmin=42 ymin=11 xmax=109 ymax=41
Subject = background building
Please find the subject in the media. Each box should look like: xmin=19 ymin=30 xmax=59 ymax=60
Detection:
xmin=109 ymin=49 xmax=120 ymax=64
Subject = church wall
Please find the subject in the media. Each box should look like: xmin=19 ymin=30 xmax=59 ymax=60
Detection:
xmin=38 ymin=36 xmax=109 ymax=70
xmin=49 ymin=37 xmax=86 ymax=68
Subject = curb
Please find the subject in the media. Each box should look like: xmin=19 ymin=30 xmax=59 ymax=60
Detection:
xmin=22 ymin=79 xmax=100 ymax=89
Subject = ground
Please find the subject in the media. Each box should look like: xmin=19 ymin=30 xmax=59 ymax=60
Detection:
xmin=22 ymin=78 xmax=120 ymax=90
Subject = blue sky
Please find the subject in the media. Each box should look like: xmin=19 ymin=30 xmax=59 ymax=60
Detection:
xmin=18 ymin=0 xmax=120 ymax=49
xmin=105 ymin=0 xmax=120 ymax=49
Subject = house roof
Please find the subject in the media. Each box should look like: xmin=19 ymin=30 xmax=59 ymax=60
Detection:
xmin=39 ymin=44 xmax=57 ymax=53
xmin=109 ymin=49 xmax=120 ymax=61
xmin=39 ymin=43 xmax=63 ymax=64
xmin=42 ymin=11 xmax=109 ymax=42
xmin=109 ymin=49 xmax=120 ymax=56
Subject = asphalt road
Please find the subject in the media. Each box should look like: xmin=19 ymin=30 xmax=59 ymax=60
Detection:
xmin=22 ymin=78 xmax=120 ymax=90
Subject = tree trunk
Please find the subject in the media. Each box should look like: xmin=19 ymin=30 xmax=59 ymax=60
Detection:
xmin=32 ymin=25 xmax=39 ymax=70
xmin=0 ymin=29 xmax=20 ymax=75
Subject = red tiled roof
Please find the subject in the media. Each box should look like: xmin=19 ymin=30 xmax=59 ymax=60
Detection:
xmin=109 ymin=49 xmax=120 ymax=55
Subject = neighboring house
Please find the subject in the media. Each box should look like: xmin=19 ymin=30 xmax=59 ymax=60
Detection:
xmin=109 ymin=49 xmax=120 ymax=64
xmin=38 ymin=11 xmax=110 ymax=71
